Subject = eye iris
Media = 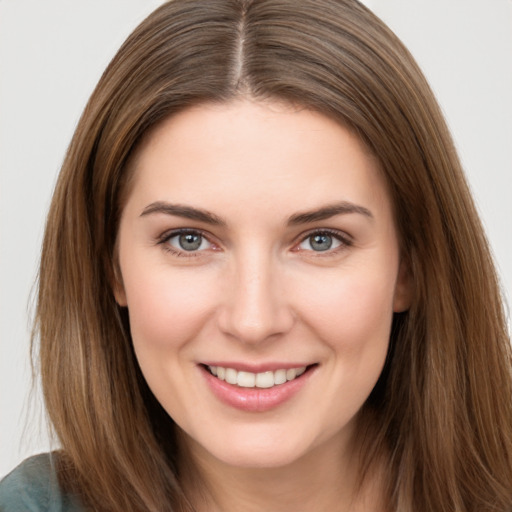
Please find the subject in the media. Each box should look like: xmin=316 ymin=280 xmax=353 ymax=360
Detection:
xmin=179 ymin=233 xmax=202 ymax=251
xmin=310 ymin=233 xmax=332 ymax=251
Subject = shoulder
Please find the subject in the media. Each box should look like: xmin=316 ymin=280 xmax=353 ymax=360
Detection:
xmin=0 ymin=453 xmax=85 ymax=512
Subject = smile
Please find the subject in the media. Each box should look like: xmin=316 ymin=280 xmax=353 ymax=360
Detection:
xmin=207 ymin=365 xmax=307 ymax=388
xmin=201 ymin=363 xmax=316 ymax=412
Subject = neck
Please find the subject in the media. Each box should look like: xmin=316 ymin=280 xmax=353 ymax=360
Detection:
xmin=178 ymin=431 xmax=385 ymax=512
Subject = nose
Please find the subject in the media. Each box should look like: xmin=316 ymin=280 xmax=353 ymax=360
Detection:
xmin=217 ymin=251 xmax=295 ymax=345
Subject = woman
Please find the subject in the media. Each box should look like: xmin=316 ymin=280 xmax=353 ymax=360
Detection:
xmin=1 ymin=0 xmax=511 ymax=510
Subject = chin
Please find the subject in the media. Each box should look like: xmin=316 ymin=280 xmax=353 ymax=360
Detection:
xmin=185 ymin=422 xmax=334 ymax=471
xmin=217 ymin=443 xmax=306 ymax=469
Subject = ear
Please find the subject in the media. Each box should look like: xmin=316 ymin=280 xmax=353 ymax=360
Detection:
xmin=393 ymin=258 xmax=413 ymax=313
xmin=111 ymin=261 xmax=128 ymax=307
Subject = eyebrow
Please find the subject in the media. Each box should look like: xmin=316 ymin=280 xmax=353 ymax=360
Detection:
xmin=287 ymin=201 xmax=373 ymax=225
xmin=140 ymin=200 xmax=373 ymax=226
xmin=140 ymin=201 xmax=227 ymax=226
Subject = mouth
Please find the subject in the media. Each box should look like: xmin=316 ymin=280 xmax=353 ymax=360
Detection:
xmin=203 ymin=364 xmax=314 ymax=389
xmin=200 ymin=363 xmax=317 ymax=412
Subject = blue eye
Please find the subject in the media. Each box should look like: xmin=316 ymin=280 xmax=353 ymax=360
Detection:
xmin=166 ymin=231 xmax=212 ymax=252
xmin=298 ymin=232 xmax=345 ymax=252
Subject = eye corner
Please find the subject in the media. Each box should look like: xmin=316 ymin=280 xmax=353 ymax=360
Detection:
xmin=293 ymin=229 xmax=353 ymax=255
xmin=157 ymin=228 xmax=219 ymax=257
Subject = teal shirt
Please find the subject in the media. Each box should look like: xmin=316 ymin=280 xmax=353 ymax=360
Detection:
xmin=0 ymin=454 xmax=85 ymax=511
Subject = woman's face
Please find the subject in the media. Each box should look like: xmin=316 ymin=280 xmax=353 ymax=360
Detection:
xmin=115 ymin=99 xmax=410 ymax=469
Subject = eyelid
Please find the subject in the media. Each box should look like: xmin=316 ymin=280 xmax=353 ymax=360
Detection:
xmin=156 ymin=228 xmax=218 ymax=256
xmin=155 ymin=227 xmax=353 ymax=257
xmin=293 ymin=228 xmax=353 ymax=253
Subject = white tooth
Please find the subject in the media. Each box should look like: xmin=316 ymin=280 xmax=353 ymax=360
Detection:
xmin=237 ymin=371 xmax=256 ymax=388
xmin=286 ymin=368 xmax=297 ymax=381
xmin=296 ymin=366 xmax=306 ymax=376
xmin=225 ymin=368 xmax=238 ymax=385
xmin=214 ymin=366 xmax=306 ymax=386
xmin=255 ymin=371 xmax=274 ymax=388
xmin=274 ymin=369 xmax=287 ymax=385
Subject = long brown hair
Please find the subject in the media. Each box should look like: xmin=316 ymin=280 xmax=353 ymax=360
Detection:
xmin=35 ymin=0 xmax=512 ymax=510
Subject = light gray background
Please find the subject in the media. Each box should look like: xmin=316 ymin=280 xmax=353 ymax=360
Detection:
xmin=1 ymin=0 xmax=511 ymax=478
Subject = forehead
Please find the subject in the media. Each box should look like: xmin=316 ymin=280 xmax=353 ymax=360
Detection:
xmin=123 ymin=99 xmax=391 ymax=222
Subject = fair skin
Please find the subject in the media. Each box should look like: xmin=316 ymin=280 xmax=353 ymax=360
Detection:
xmin=115 ymin=99 xmax=410 ymax=511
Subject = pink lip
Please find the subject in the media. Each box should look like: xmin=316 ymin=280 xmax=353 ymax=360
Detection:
xmin=200 ymin=364 xmax=315 ymax=413
xmin=201 ymin=361 xmax=310 ymax=373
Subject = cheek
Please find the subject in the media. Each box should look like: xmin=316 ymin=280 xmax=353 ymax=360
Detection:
xmin=122 ymin=264 xmax=219 ymax=352
xmin=295 ymin=262 xmax=398 ymax=352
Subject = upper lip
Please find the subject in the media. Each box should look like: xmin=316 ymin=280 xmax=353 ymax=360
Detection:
xmin=200 ymin=361 xmax=315 ymax=373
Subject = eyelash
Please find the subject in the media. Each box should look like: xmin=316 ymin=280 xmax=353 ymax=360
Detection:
xmin=295 ymin=228 xmax=353 ymax=256
xmin=156 ymin=228 xmax=353 ymax=257
xmin=157 ymin=228 xmax=214 ymax=257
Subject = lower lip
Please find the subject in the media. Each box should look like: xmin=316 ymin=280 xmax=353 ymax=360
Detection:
xmin=200 ymin=366 xmax=314 ymax=413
